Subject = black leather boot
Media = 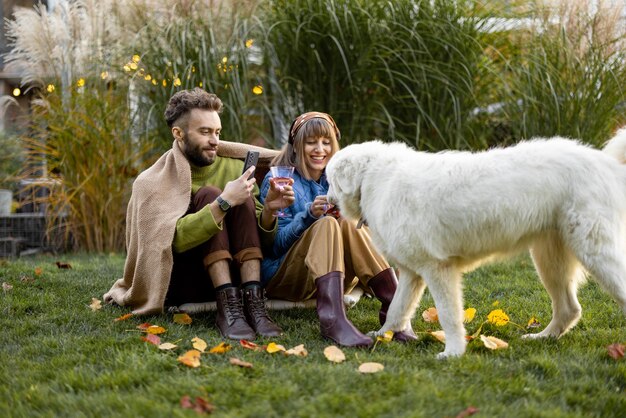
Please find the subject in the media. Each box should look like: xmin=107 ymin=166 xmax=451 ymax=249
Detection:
xmin=215 ymin=286 xmax=255 ymax=340
xmin=368 ymin=268 xmax=418 ymax=342
xmin=316 ymin=272 xmax=373 ymax=347
xmin=242 ymin=284 xmax=283 ymax=337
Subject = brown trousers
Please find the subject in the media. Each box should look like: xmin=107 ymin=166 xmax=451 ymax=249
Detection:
xmin=165 ymin=186 xmax=262 ymax=305
xmin=265 ymin=216 xmax=390 ymax=301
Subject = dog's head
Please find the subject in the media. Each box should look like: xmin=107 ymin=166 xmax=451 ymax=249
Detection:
xmin=326 ymin=141 xmax=383 ymax=220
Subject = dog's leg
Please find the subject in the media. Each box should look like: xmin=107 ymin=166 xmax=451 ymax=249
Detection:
xmin=371 ymin=267 xmax=425 ymax=337
xmin=525 ymin=234 xmax=584 ymax=339
xmin=423 ymin=264 xmax=466 ymax=359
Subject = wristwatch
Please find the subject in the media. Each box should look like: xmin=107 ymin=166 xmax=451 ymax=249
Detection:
xmin=216 ymin=195 xmax=231 ymax=212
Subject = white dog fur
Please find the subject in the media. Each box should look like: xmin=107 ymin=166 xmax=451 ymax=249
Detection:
xmin=326 ymin=130 xmax=626 ymax=358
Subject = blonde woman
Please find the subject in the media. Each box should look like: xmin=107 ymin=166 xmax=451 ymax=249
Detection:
xmin=259 ymin=112 xmax=415 ymax=347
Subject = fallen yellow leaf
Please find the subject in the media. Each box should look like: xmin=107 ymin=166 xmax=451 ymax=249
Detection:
xmin=430 ymin=330 xmax=446 ymax=343
xmin=192 ymin=337 xmax=208 ymax=353
xmin=422 ymin=307 xmax=439 ymax=323
xmin=527 ymin=316 xmax=541 ymax=328
xmin=89 ymin=298 xmax=102 ymax=311
xmin=158 ymin=342 xmax=178 ymax=350
xmin=323 ymin=345 xmax=346 ymax=363
xmin=209 ymin=342 xmax=232 ymax=354
xmin=266 ymin=342 xmax=286 ymax=354
xmin=463 ymin=308 xmax=476 ymax=323
xmin=285 ymin=344 xmax=308 ymax=357
xmin=229 ymin=357 xmax=253 ymax=368
xmin=240 ymin=339 xmax=264 ymax=351
xmin=480 ymin=335 xmax=509 ymax=350
xmin=178 ymin=350 xmax=201 ymax=368
xmin=376 ymin=330 xmax=394 ymax=343
xmin=173 ymin=313 xmax=192 ymax=325
xmin=145 ymin=325 xmax=166 ymax=335
xmin=358 ymin=362 xmax=384 ymax=373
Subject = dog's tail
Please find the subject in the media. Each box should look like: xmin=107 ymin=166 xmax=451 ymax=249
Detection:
xmin=603 ymin=127 xmax=626 ymax=163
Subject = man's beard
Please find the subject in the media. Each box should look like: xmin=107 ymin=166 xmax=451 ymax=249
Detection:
xmin=182 ymin=134 xmax=215 ymax=166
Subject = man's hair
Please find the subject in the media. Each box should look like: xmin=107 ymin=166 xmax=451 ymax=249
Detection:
xmin=164 ymin=88 xmax=223 ymax=128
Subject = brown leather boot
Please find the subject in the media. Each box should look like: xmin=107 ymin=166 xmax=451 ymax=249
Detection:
xmin=368 ymin=268 xmax=418 ymax=342
xmin=316 ymin=271 xmax=373 ymax=347
xmin=215 ymin=286 xmax=255 ymax=340
xmin=242 ymin=284 xmax=283 ymax=337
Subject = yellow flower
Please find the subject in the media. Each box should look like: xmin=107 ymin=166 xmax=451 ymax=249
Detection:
xmin=100 ymin=71 xmax=109 ymax=80
xmin=191 ymin=66 xmax=196 ymax=73
xmin=463 ymin=308 xmax=476 ymax=323
xmin=123 ymin=65 xmax=131 ymax=72
xmin=132 ymin=54 xmax=141 ymax=63
xmin=144 ymin=74 xmax=152 ymax=81
xmin=199 ymin=81 xmax=203 ymax=87
xmin=130 ymin=62 xmax=138 ymax=70
xmin=487 ymin=309 xmax=509 ymax=326
xmin=162 ymin=79 xmax=167 ymax=87
xmin=76 ymin=78 xmax=85 ymax=87
xmin=151 ymin=79 xmax=157 ymax=85
xmin=222 ymin=56 xmax=228 ymax=64
xmin=252 ymin=85 xmax=263 ymax=95
xmin=173 ymin=77 xmax=181 ymax=87
xmin=245 ymin=39 xmax=254 ymax=48
xmin=46 ymin=84 xmax=55 ymax=93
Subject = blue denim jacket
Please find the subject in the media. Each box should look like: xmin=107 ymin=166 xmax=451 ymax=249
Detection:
xmin=259 ymin=169 xmax=328 ymax=284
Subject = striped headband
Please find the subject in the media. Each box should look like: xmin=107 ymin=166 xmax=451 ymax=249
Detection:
xmin=288 ymin=112 xmax=341 ymax=145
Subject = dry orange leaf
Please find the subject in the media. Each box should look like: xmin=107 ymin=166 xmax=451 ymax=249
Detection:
xmin=480 ymin=335 xmax=509 ymax=350
xmin=229 ymin=357 xmax=253 ymax=368
xmin=422 ymin=307 xmax=439 ymax=323
xmin=358 ymin=362 xmax=384 ymax=374
xmin=430 ymin=330 xmax=446 ymax=343
xmin=180 ymin=395 xmax=215 ymax=414
xmin=145 ymin=325 xmax=166 ymax=335
xmin=285 ymin=344 xmax=308 ymax=357
xmin=209 ymin=342 xmax=232 ymax=354
xmin=192 ymin=337 xmax=208 ymax=353
xmin=114 ymin=313 xmax=134 ymax=322
xmin=266 ymin=342 xmax=286 ymax=354
xmin=456 ymin=406 xmax=479 ymax=418
xmin=173 ymin=313 xmax=192 ymax=325
xmin=607 ymin=343 xmax=625 ymax=360
xmin=2 ymin=282 xmax=13 ymax=292
xmin=141 ymin=334 xmax=161 ymax=346
xmin=89 ymin=298 xmax=102 ymax=311
xmin=55 ymin=261 xmax=72 ymax=269
xmin=34 ymin=267 xmax=43 ymax=276
xmin=323 ymin=345 xmax=346 ymax=363
xmin=158 ymin=342 xmax=178 ymax=350
xmin=136 ymin=322 xmax=151 ymax=330
xmin=178 ymin=350 xmax=202 ymax=368
xmin=240 ymin=339 xmax=264 ymax=351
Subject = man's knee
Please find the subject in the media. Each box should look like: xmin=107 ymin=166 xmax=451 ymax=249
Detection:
xmin=193 ymin=186 xmax=222 ymax=209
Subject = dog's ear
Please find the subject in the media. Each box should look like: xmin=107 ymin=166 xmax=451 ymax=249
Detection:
xmin=327 ymin=146 xmax=368 ymax=197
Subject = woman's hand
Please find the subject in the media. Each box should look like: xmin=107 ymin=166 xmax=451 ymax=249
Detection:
xmin=310 ymin=195 xmax=333 ymax=218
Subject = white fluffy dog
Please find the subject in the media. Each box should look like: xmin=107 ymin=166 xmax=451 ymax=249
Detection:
xmin=326 ymin=130 xmax=626 ymax=358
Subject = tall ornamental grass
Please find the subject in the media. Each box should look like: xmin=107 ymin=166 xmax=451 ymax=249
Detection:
xmin=127 ymin=0 xmax=277 ymax=149
xmin=260 ymin=0 xmax=500 ymax=150
xmin=502 ymin=0 xmax=626 ymax=146
xmin=4 ymin=0 xmax=152 ymax=252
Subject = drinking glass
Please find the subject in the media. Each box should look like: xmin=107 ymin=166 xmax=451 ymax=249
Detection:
xmin=270 ymin=166 xmax=294 ymax=217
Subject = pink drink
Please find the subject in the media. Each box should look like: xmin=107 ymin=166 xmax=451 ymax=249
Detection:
xmin=274 ymin=177 xmax=291 ymax=190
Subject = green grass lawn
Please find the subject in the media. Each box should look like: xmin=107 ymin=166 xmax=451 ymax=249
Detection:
xmin=1 ymin=253 xmax=625 ymax=417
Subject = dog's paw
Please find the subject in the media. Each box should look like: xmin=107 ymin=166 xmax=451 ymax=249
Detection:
xmin=522 ymin=331 xmax=558 ymax=340
xmin=367 ymin=329 xmax=388 ymax=338
xmin=436 ymin=350 xmax=464 ymax=360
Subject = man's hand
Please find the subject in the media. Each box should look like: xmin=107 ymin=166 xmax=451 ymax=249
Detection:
xmin=220 ymin=167 xmax=257 ymax=206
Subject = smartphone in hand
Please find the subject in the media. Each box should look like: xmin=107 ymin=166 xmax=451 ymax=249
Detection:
xmin=242 ymin=151 xmax=260 ymax=180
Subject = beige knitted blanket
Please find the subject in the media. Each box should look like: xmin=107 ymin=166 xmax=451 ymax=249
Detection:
xmin=104 ymin=140 xmax=279 ymax=315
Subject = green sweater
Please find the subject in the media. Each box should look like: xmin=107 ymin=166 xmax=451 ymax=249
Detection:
xmin=173 ymin=156 xmax=274 ymax=253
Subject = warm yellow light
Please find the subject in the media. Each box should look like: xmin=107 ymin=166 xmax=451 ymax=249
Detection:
xmin=12 ymin=88 xmax=21 ymax=96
